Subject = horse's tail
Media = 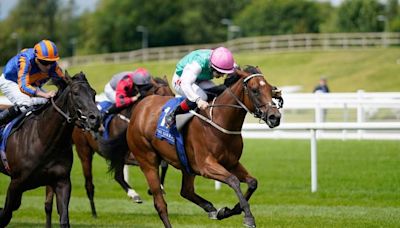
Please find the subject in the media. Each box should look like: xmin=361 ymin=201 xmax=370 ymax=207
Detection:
xmin=97 ymin=129 xmax=128 ymax=173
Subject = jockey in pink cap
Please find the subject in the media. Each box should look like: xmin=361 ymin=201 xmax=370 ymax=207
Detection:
xmin=165 ymin=47 xmax=236 ymax=127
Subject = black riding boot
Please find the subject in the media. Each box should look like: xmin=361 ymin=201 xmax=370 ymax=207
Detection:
xmin=165 ymin=99 xmax=196 ymax=128
xmin=0 ymin=106 xmax=21 ymax=126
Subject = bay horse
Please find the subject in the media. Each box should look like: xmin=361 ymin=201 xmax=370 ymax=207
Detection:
xmin=67 ymin=76 xmax=174 ymax=218
xmin=0 ymin=72 xmax=101 ymax=228
xmin=99 ymin=66 xmax=282 ymax=227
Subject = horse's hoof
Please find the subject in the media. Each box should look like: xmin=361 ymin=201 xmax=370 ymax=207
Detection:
xmin=208 ymin=210 xmax=218 ymax=220
xmin=243 ymin=216 xmax=256 ymax=228
xmin=216 ymin=207 xmax=229 ymax=220
xmin=132 ymin=195 xmax=143 ymax=204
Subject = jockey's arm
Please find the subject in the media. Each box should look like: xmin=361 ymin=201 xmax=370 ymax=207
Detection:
xmin=180 ymin=62 xmax=202 ymax=102
xmin=17 ymin=56 xmax=38 ymax=96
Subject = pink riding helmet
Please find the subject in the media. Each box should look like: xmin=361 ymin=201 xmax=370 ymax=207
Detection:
xmin=131 ymin=68 xmax=151 ymax=85
xmin=210 ymin=47 xmax=235 ymax=74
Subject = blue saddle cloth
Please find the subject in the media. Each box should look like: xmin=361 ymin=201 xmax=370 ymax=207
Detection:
xmin=0 ymin=112 xmax=27 ymax=172
xmin=155 ymin=97 xmax=193 ymax=174
xmin=97 ymin=101 xmax=114 ymax=139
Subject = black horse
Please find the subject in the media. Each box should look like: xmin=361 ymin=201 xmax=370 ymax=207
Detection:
xmin=0 ymin=72 xmax=101 ymax=228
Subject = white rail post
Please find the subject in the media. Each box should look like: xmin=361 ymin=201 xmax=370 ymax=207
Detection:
xmin=314 ymin=93 xmax=323 ymax=123
xmin=215 ymin=181 xmax=221 ymax=190
xmin=357 ymin=90 xmax=365 ymax=138
xmin=310 ymin=129 xmax=318 ymax=192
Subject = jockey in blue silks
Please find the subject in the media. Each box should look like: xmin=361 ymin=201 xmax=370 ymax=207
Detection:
xmin=0 ymin=39 xmax=64 ymax=125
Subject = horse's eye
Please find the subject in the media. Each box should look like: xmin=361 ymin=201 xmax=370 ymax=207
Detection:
xmin=252 ymin=89 xmax=259 ymax=96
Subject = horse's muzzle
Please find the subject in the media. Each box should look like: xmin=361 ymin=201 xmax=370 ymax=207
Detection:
xmin=89 ymin=113 xmax=101 ymax=131
xmin=266 ymin=112 xmax=281 ymax=128
xmin=84 ymin=111 xmax=101 ymax=131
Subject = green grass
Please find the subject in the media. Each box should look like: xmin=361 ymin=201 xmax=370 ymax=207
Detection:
xmin=66 ymin=48 xmax=400 ymax=93
xmin=1 ymin=139 xmax=399 ymax=227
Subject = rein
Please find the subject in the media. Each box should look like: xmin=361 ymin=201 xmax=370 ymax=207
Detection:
xmin=51 ymin=97 xmax=72 ymax=123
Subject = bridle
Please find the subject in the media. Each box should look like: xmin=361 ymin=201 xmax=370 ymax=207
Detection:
xmin=191 ymin=73 xmax=283 ymax=134
xmin=51 ymin=80 xmax=95 ymax=131
xmin=209 ymin=73 xmax=283 ymax=119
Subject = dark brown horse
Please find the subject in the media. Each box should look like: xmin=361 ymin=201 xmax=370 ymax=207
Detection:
xmin=99 ymin=66 xmax=282 ymax=227
xmin=67 ymin=76 xmax=174 ymax=218
xmin=0 ymin=72 xmax=101 ymax=228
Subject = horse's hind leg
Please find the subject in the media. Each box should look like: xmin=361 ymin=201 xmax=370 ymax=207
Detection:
xmin=45 ymin=186 xmax=55 ymax=228
xmin=0 ymin=180 xmax=23 ymax=227
xmin=54 ymin=178 xmax=71 ymax=228
xmin=114 ymin=162 xmax=142 ymax=203
xmin=217 ymin=163 xmax=258 ymax=223
xmin=160 ymin=160 xmax=168 ymax=192
xmin=76 ymin=144 xmax=97 ymax=217
xmin=180 ymin=173 xmax=218 ymax=219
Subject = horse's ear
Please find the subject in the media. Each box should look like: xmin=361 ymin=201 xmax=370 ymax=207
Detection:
xmin=272 ymin=86 xmax=282 ymax=98
xmin=235 ymin=68 xmax=246 ymax=78
xmin=150 ymin=76 xmax=157 ymax=85
xmin=163 ymin=75 xmax=170 ymax=86
xmin=79 ymin=71 xmax=87 ymax=81
xmin=64 ymin=70 xmax=72 ymax=83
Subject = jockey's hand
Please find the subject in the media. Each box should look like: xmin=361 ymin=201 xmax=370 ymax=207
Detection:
xmin=37 ymin=90 xmax=56 ymax=99
xmin=196 ymin=99 xmax=208 ymax=110
xmin=131 ymin=93 xmax=141 ymax=102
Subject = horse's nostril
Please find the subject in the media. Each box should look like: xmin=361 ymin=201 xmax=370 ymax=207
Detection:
xmin=268 ymin=115 xmax=276 ymax=120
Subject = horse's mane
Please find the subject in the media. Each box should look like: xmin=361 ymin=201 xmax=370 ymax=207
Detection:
xmin=153 ymin=76 xmax=168 ymax=86
xmin=223 ymin=65 xmax=260 ymax=87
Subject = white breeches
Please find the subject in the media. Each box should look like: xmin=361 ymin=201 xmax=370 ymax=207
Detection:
xmin=0 ymin=74 xmax=49 ymax=110
xmin=171 ymin=72 xmax=215 ymax=102
xmin=104 ymin=83 xmax=116 ymax=103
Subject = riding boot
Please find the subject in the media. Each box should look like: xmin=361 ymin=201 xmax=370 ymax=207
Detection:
xmin=165 ymin=99 xmax=196 ymax=128
xmin=0 ymin=106 xmax=22 ymax=126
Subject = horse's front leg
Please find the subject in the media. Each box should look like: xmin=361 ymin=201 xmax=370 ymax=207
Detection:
xmin=0 ymin=180 xmax=23 ymax=227
xmin=180 ymin=172 xmax=218 ymax=219
xmin=114 ymin=162 xmax=142 ymax=203
xmin=201 ymin=161 xmax=256 ymax=228
xmin=216 ymin=162 xmax=258 ymax=222
xmin=54 ymin=178 xmax=71 ymax=228
xmin=45 ymin=186 xmax=55 ymax=228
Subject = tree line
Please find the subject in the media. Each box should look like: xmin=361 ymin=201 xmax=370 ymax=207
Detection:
xmin=0 ymin=0 xmax=399 ymax=66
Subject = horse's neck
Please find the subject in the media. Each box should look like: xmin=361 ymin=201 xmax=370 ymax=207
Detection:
xmin=37 ymin=94 xmax=73 ymax=141
xmin=211 ymin=83 xmax=247 ymax=131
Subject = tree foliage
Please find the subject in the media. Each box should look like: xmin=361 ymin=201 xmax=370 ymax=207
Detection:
xmin=0 ymin=0 xmax=398 ymax=65
xmin=337 ymin=0 xmax=384 ymax=32
xmin=236 ymin=0 xmax=321 ymax=36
